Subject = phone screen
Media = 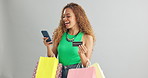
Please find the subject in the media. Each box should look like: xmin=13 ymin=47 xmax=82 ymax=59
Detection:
xmin=41 ymin=30 xmax=52 ymax=42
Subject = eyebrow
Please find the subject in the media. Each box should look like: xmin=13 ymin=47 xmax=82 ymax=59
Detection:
xmin=63 ymin=13 xmax=71 ymax=16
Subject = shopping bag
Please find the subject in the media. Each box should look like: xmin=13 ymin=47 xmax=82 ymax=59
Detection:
xmin=90 ymin=63 xmax=105 ymax=78
xmin=32 ymin=58 xmax=62 ymax=78
xmin=67 ymin=66 xmax=97 ymax=78
xmin=36 ymin=56 xmax=58 ymax=78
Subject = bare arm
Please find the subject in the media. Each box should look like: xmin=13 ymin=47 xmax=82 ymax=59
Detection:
xmin=78 ymin=35 xmax=94 ymax=67
xmin=51 ymin=42 xmax=58 ymax=57
xmin=43 ymin=37 xmax=58 ymax=57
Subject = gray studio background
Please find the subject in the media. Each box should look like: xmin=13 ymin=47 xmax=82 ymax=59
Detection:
xmin=0 ymin=0 xmax=148 ymax=78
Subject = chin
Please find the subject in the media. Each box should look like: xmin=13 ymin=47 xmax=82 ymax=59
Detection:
xmin=66 ymin=26 xmax=72 ymax=29
xmin=66 ymin=28 xmax=71 ymax=30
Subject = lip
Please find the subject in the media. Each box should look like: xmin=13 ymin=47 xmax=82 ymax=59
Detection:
xmin=64 ymin=21 xmax=70 ymax=26
xmin=65 ymin=23 xmax=70 ymax=26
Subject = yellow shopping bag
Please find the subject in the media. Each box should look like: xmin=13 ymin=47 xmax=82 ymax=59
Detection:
xmin=36 ymin=57 xmax=58 ymax=78
xmin=90 ymin=63 xmax=105 ymax=78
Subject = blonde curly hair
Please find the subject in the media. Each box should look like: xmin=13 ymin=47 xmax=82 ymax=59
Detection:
xmin=53 ymin=3 xmax=96 ymax=45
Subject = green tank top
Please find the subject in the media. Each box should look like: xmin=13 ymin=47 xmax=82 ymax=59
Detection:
xmin=57 ymin=32 xmax=84 ymax=66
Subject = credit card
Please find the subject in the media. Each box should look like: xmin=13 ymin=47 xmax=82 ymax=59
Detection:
xmin=72 ymin=41 xmax=83 ymax=46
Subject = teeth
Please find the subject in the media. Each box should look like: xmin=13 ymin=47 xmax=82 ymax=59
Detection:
xmin=65 ymin=21 xmax=70 ymax=24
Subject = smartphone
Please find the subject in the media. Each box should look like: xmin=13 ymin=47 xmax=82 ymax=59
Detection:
xmin=72 ymin=41 xmax=83 ymax=46
xmin=41 ymin=30 xmax=52 ymax=43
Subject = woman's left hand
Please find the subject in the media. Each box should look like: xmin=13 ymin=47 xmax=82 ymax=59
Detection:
xmin=78 ymin=45 xmax=88 ymax=54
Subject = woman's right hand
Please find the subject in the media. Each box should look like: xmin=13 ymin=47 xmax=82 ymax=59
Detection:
xmin=43 ymin=37 xmax=53 ymax=47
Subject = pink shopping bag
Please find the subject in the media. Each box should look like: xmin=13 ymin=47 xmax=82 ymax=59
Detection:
xmin=67 ymin=67 xmax=97 ymax=78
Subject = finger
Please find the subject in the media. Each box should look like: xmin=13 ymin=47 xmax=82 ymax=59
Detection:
xmin=45 ymin=37 xmax=48 ymax=40
xmin=82 ymin=45 xmax=87 ymax=52
xmin=49 ymin=41 xmax=52 ymax=43
xmin=79 ymin=45 xmax=82 ymax=50
xmin=81 ymin=45 xmax=87 ymax=53
xmin=43 ymin=37 xmax=48 ymax=40
xmin=79 ymin=45 xmax=84 ymax=53
xmin=47 ymin=41 xmax=53 ymax=44
xmin=78 ymin=45 xmax=82 ymax=53
xmin=43 ymin=37 xmax=46 ymax=40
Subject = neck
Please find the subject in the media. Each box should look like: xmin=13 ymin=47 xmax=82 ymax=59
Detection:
xmin=68 ymin=25 xmax=80 ymax=35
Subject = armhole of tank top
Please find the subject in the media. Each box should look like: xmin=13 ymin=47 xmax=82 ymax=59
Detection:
xmin=81 ymin=33 xmax=85 ymax=43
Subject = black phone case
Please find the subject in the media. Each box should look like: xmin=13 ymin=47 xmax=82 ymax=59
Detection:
xmin=41 ymin=30 xmax=52 ymax=42
xmin=72 ymin=41 xmax=83 ymax=46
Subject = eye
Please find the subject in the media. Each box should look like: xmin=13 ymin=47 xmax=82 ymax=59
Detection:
xmin=62 ymin=16 xmax=65 ymax=18
xmin=67 ymin=16 xmax=71 ymax=18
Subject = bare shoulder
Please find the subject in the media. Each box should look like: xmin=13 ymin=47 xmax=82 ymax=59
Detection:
xmin=83 ymin=34 xmax=93 ymax=45
xmin=83 ymin=34 xmax=93 ymax=41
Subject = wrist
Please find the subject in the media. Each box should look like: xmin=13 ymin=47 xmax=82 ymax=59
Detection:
xmin=47 ymin=45 xmax=51 ymax=48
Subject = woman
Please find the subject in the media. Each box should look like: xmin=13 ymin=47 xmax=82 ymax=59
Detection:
xmin=43 ymin=3 xmax=95 ymax=78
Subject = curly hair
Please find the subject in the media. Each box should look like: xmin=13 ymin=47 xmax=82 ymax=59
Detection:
xmin=53 ymin=3 xmax=96 ymax=45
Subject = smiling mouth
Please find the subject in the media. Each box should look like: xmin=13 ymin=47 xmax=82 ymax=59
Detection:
xmin=65 ymin=21 xmax=70 ymax=26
